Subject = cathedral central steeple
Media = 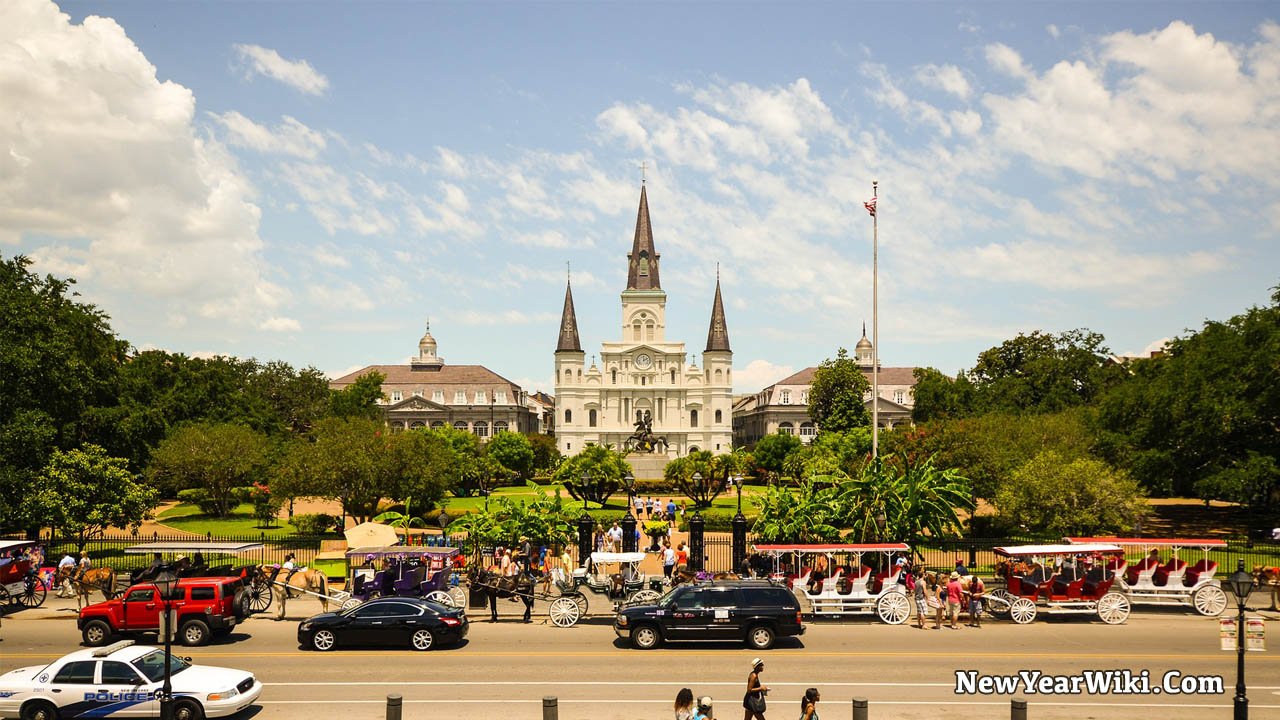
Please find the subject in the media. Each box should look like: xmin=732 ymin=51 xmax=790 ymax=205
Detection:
xmin=626 ymin=185 xmax=661 ymax=291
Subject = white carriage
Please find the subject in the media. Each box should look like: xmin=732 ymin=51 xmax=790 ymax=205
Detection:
xmin=1065 ymin=537 xmax=1229 ymax=616
xmin=989 ymin=543 xmax=1131 ymax=625
xmin=753 ymin=543 xmax=914 ymax=625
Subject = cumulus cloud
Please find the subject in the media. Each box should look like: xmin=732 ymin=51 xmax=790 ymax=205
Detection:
xmin=232 ymin=43 xmax=329 ymax=95
xmin=733 ymin=359 xmax=795 ymax=393
xmin=0 ymin=0 xmax=285 ymax=328
xmin=211 ymin=111 xmax=326 ymax=158
xmin=259 ymin=316 xmax=301 ymax=332
xmin=916 ymin=63 xmax=972 ymax=99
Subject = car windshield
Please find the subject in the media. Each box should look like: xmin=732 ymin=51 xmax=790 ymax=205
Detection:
xmin=656 ymin=586 xmax=685 ymax=606
xmin=131 ymin=651 xmax=190 ymax=683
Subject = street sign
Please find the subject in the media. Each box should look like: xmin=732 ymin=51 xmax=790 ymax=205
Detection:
xmin=1246 ymin=616 xmax=1266 ymax=652
xmin=1220 ymin=618 xmax=1237 ymax=651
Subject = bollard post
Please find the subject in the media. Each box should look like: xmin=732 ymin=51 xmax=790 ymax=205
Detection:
xmin=542 ymin=696 xmax=558 ymax=720
xmin=852 ymin=697 xmax=868 ymax=720
xmin=386 ymin=694 xmax=402 ymax=720
xmin=1011 ymin=697 xmax=1027 ymax=720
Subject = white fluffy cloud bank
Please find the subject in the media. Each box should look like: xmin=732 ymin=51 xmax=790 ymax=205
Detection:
xmin=0 ymin=0 xmax=292 ymax=330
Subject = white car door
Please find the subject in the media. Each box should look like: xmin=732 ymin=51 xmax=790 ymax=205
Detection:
xmin=47 ymin=660 xmax=97 ymax=717
xmin=98 ymin=661 xmax=158 ymax=717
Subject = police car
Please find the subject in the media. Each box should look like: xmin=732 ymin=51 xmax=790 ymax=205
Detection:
xmin=0 ymin=640 xmax=261 ymax=720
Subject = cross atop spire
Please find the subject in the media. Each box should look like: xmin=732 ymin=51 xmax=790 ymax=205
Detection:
xmin=640 ymin=160 xmax=647 ymax=185
xmin=625 ymin=184 xmax=661 ymax=291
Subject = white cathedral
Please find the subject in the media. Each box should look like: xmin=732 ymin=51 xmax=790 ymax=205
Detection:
xmin=554 ymin=184 xmax=734 ymax=457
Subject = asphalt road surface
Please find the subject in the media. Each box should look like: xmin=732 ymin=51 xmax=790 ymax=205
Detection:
xmin=3 ymin=594 xmax=1279 ymax=720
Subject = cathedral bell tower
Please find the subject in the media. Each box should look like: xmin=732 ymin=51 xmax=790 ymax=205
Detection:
xmin=620 ymin=184 xmax=667 ymax=345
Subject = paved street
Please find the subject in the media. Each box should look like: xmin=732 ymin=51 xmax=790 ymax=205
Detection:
xmin=3 ymin=595 xmax=1278 ymax=720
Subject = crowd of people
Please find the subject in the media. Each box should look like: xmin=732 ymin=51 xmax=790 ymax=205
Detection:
xmin=671 ymin=659 xmax=820 ymax=720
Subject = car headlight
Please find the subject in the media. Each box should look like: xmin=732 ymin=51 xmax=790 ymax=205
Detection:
xmin=299 ymin=622 xmax=312 ymax=631
xmin=616 ymin=615 xmax=629 ymax=627
xmin=206 ymin=689 xmax=238 ymax=701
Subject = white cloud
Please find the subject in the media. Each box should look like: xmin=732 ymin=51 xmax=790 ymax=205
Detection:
xmin=259 ymin=316 xmax=301 ymax=332
xmin=212 ymin=111 xmax=326 ymax=159
xmin=308 ymin=281 xmax=374 ymax=311
xmin=232 ymin=43 xmax=328 ymax=96
xmin=1047 ymin=24 xmax=1061 ymax=39
xmin=457 ymin=310 xmax=558 ymax=326
xmin=311 ymin=243 xmax=349 ymax=268
xmin=985 ymin=43 xmax=1032 ymax=80
xmin=0 ymin=0 xmax=284 ymax=327
xmin=512 ymin=230 xmax=593 ymax=249
xmin=916 ymin=64 xmax=972 ymax=99
xmin=278 ymin=162 xmax=398 ymax=236
xmin=733 ymin=359 xmax=795 ymax=393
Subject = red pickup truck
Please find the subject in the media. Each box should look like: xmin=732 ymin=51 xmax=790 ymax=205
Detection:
xmin=78 ymin=576 xmax=250 ymax=647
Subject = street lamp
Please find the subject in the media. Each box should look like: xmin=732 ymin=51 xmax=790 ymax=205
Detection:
xmin=580 ymin=472 xmax=592 ymax=511
xmin=153 ymin=569 xmax=179 ymax=720
xmin=874 ymin=512 xmax=887 ymax=543
xmin=1228 ymin=559 xmax=1257 ymax=720
xmin=622 ymin=473 xmax=636 ymax=515
xmin=732 ymin=475 xmax=744 ymax=515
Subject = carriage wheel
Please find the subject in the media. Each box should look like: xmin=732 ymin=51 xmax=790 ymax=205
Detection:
xmin=246 ymin=580 xmax=273 ymax=613
xmin=876 ymin=591 xmax=911 ymax=625
xmin=1096 ymin=592 xmax=1130 ymax=625
xmin=1193 ymin=584 xmax=1228 ymax=617
xmin=627 ymin=589 xmax=661 ymax=605
xmin=447 ymin=586 xmax=466 ymax=608
xmin=18 ymin=578 xmax=46 ymax=608
xmin=425 ymin=590 xmax=457 ymax=607
xmin=987 ymin=589 xmax=1013 ymax=618
xmin=340 ymin=597 xmax=362 ymax=611
xmin=561 ymin=591 xmax=587 ymax=616
xmin=1010 ymin=597 xmax=1037 ymax=624
xmin=0 ymin=586 xmax=10 ymax=608
xmin=549 ymin=597 xmax=582 ymax=627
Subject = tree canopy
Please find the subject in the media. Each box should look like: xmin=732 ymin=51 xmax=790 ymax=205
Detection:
xmin=553 ymin=445 xmax=631 ymax=507
xmin=993 ymin=451 xmax=1147 ymax=535
xmin=807 ymin=347 xmax=871 ymax=433
xmin=147 ymin=423 xmax=271 ymax=517
xmin=31 ymin=444 xmax=158 ymax=548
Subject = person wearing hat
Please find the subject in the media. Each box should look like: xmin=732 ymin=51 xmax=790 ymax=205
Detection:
xmin=954 ymin=557 xmax=968 ymax=577
xmin=743 ymin=658 xmax=768 ymax=720
xmin=946 ymin=571 xmax=963 ymax=629
xmin=693 ymin=696 xmax=714 ymax=720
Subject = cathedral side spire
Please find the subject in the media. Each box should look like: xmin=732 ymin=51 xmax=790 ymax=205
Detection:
xmin=704 ymin=274 xmax=731 ymax=353
xmin=625 ymin=185 xmax=661 ymax=291
xmin=556 ymin=277 xmax=583 ymax=353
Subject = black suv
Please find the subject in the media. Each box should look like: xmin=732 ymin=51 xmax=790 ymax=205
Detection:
xmin=614 ymin=580 xmax=803 ymax=650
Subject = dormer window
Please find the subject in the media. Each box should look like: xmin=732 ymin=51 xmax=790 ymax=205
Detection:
xmin=780 ymin=390 xmax=791 ymax=405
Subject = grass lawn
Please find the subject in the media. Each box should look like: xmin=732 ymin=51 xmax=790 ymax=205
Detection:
xmin=157 ymin=503 xmax=294 ymax=538
xmin=441 ymin=484 xmax=767 ymax=518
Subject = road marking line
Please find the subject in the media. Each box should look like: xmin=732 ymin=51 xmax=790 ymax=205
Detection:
xmin=261 ymin=681 xmax=955 ymax=687
xmin=6 ymin=650 xmax=1273 ymax=661
xmin=256 ymin=700 xmax=1280 ymax=709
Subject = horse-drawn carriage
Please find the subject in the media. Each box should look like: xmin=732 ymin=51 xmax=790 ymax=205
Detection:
xmin=988 ymin=543 xmax=1131 ymax=624
xmin=0 ymin=540 xmax=46 ymax=609
xmin=345 ymin=546 xmax=466 ymax=609
xmin=1064 ymin=537 xmax=1229 ymax=616
xmin=122 ymin=541 xmax=270 ymax=610
xmin=558 ymin=551 xmax=663 ymax=614
xmin=752 ymin=543 xmax=914 ymax=624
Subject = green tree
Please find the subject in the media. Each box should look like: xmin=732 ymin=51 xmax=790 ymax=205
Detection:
xmin=487 ymin=431 xmax=535 ymax=479
xmin=968 ymin=329 xmax=1120 ymax=414
xmin=31 ymin=444 xmax=158 ymax=549
xmin=527 ymin=433 xmax=562 ymax=475
xmin=782 ymin=429 xmax=872 ymax=481
xmin=993 ymin=451 xmax=1147 ymax=535
xmin=752 ymin=479 xmax=844 ymax=543
xmin=450 ymin=483 xmax=575 ymax=554
xmin=752 ymin=432 xmax=802 ymax=479
xmin=273 ymin=417 xmax=395 ymax=524
xmin=841 ymin=454 xmax=973 ymax=547
xmin=330 ymin=370 xmax=386 ymax=420
xmin=388 ymin=428 xmax=457 ymax=510
xmin=148 ymin=423 xmax=271 ymax=517
xmin=910 ymin=367 xmax=976 ymax=422
xmin=0 ymin=255 xmax=128 ymax=532
xmin=553 ymin=445 xmax=632 ymax=507
xmin=663 ymin=449 xmax=752 ymax=508
xmin=808 ymin=347 xmax=872 ymax=433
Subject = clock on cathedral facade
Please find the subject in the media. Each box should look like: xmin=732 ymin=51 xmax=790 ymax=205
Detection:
xmin=553 ymin=184 xmax=734 ymax=459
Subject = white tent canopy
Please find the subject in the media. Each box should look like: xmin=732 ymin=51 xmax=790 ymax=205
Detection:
xmin=344 ymin=522 xmax=400 ymax=549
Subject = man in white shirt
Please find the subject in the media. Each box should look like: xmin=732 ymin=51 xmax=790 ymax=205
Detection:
xmin=633 ymin=495 xmax=644 ymax=516
xmin=57 ymin=554 xmax=76 ymax=597
xmin=607 ymin=522 xmax=623 ymax=551
xmin=662 ymin=542 xmax=677 ymax=579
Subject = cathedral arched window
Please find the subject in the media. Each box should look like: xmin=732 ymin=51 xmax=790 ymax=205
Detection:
xmin=577 ymin=369 xmax=582 ymax=380
xmin=670 ymin=369 xmax=676 ymax=384
xmin=690 ymin=409 xmax=699 ymax=427
xmin=588 ymin=409 xmax=597 ymax=427
xmin=564 ymin=369 xmax=572 ymax=382
xmin=611 ymin=369 xmax=617 ymax=384
xmin=564 ymin=409 xmax=572 ymax=424
xmin=494 ymin=421 xmax=509 ymax=433
xmin=640 ymin=376 xmax=646 ymax=386
xmin=645 ymin=321 xmax=654 ymax=341
xmin=714 ymin=409 xmax=722 ymax=424
xmin=714 ymin=369 xmax=723 ymax=382
xmin=633 ymin=322 xmax=642 ymax=341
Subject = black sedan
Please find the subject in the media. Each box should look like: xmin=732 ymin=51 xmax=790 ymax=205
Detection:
xmin=298 ymin=597 xmax=467 ymax=651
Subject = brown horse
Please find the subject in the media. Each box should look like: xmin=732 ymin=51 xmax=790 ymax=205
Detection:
xmin=1252 ymin=566 xmax=1279 ymax=610
xmin=55 ymin=566 xmax=117 ymax=609
xmin=261 ymin=566 xmax=329 ymax=620
xmin=468 ymin=567 xmax=534 ymax=622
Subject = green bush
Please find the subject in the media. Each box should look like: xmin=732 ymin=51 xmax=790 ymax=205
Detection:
xmin=230 ymin=486 xmax=256 ymax=504
xmin=678 ymin=509 xmax=742 ymax=532
xmin=176 ymin=488 xmax=223 ymax=517
xmin=290 ymin=513 xmax=339 ymax=535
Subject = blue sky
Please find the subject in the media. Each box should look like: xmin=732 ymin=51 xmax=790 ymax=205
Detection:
xmin=3 ymin=1 xmax=1278 ymax=395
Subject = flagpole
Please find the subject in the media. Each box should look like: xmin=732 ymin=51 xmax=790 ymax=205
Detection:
xmin=871 ymin=180 xmax=879 ymax=460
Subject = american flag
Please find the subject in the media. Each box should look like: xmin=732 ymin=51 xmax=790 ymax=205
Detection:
xmin=864 ymin=196 xmax=877 ymax=217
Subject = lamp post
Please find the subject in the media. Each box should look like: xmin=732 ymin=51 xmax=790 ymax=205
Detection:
xmin=622 ymin=473 xmax=636 ymax=515
xmin=1228 ymin=559 xmax=1257 ymax=720
xmin=580 ymin=472 xmax=592 ymax=511
xmin=153 ymin=569 xmax=179 ymax=720
xmin=732 ymin=474 xmax=744 ymax=515
xmin=874 ymin=512 xmax=887 ymax=543
xmin=436 ymin=511 xmax=451 ymax=547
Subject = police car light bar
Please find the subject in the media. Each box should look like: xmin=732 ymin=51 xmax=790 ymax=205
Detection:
xmin=92 ymin=640 xmax=136 ymax=657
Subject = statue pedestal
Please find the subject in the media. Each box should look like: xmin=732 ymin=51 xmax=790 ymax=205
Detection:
xmin=626 ymin=453 xmax=671 ymax=481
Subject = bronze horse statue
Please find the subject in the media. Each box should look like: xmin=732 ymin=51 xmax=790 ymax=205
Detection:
xmin=468 ymin=567 xmax=535 ymax=623
xmin=624 ymin=410 xmax=668 ymax=453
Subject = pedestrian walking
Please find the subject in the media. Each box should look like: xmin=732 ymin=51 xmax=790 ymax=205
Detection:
xmin=799 ymin=689 xmax=820 ymax=720
xmin=634 ymin=494 xmax=644 ymax=517
xmin=965 ymin=574 xmax=985 ymax=628
xmin=676 ymin=542 xmax=689 ymax=572
xmin=646 ymin=497 xmax=655 ymax=517
xmin=743 ymin=658 xmax=768 ymax=720
xmin=946 ymin=571 xmax=963 ymax=629
xmin=911 ymin=567 xmax=927 ymax=629
xmin=663 ymin=542 xmax=677 ymax=578
xmin=675 ymin=688 xmax=696 ymax=720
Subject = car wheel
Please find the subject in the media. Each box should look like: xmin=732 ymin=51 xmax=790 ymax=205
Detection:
xmin=81 ymin=619 xmax=112 ymax=647
xmin=20 ymin=700 xmax=58 ymax=720
xmin=179 ymin=618 xmax=211 ymax=647
xmin=746 ymin=624 xmax=775 ymax=651
xmin=311 ymin=628 xmax=337 ymax=651
xmin=410 ymin=628 xmax=435 ymax=651
xmin=630 ymin=625 xmax=661 ymax=650
xmin=171 ymin=699 xmax=204 ymax=720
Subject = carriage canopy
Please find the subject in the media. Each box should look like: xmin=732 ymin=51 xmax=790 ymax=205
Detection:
xmin=753 ymin=543 xmax=911 ymax=555
xmin=994 ymin=543 xmax=1123 ymax=558
xmin=0 ymin=539 xmax=42 ymax=554
xmin=1064 ymin=537 xmax=1228 ymax=549
xmin=588 ymin=551 xmax=646 ymax=565
xmin=345 ymin=545 xmax=461 ymax=560
xmin=123 ymin=542 xmax=265 ymax=554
